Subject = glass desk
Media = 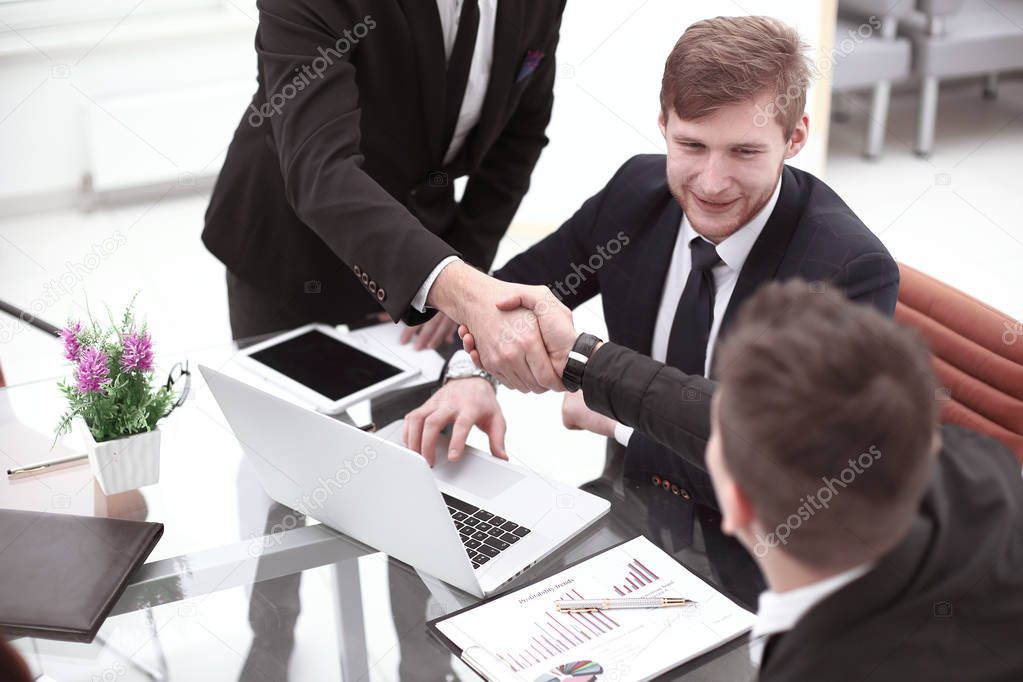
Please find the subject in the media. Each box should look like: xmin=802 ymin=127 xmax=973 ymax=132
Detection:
xmin=1 ymin=340 xmax=764 ymax=681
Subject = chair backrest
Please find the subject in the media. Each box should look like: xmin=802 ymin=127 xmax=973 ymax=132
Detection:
xmin=917 ymin=0 xmax=964 ymax=18
xmin=839 ymin=0 xmax=917 ymax=19
xmin=895 ymin=262 xmax=1023 ymax=461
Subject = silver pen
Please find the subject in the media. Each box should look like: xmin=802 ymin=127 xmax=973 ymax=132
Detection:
xmin=555 ymin=597 xmax=697 ymax=613
xmin=6 ymin=453 xmax=89 ymax=479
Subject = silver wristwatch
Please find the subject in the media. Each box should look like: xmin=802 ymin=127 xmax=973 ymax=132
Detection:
xmin=443 ymin=350 xmax=498 ymax=392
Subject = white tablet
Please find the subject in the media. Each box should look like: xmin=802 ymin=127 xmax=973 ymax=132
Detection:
xmin=237 ymin=323 xmax=419 ymax=414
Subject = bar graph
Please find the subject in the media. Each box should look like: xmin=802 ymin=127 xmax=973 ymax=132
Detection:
xmin=496 ymin=555 xmax=663 ymax=673
xmin=494 ymin=587 xmax=626 ymax=672
xmin=612 ymin=557 xmax=659 ymax=595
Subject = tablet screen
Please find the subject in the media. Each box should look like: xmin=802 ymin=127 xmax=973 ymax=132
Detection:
xmin=247 ymin=330 xmax=402 ymax=401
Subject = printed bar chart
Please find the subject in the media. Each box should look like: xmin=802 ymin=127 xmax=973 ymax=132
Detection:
xmin=613 ymin=558 xmax=659 ymax=594
xmin=499 ymin=557 xmax=659 ymax=674
xmin=500 ymin=587 xmax=623 ymax=672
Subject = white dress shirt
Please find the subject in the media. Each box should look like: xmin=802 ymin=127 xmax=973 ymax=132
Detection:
xmin=613 ymin=176 xmax=783 ymax=446
xmin=436 ymin=0 xmax=497 ymax=165
xmin=748 ymin=563 xmax=873 ymax=667
xmin=412 ymin=0 xmax=497 ymax=313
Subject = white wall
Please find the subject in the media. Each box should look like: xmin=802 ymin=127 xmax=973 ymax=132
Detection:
xmin=0 ymin=0 xmax=832 ymax=220
xmin=0 ymin=4 xmax=257 ymax=213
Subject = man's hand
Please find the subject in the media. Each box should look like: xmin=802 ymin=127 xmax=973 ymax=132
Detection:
xmin=402 ymin=378 xmax=508 ymax=466
xmin=561 ymin=390 xmax=616 ymax=438
xmin=427 ymin=262 xmax=563 ymax=393
xmin=399 ymin=312 xmax=458 ymax=350
xmin=460 ymin=285 xmax=578 ymax=376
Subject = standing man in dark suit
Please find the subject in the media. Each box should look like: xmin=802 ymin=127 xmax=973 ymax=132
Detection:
xmin=403 ymin=17 xmax=898 ymax=568
xmin=507 ymin=280 xmax=1023 ymax=680
xmin=204 ymin=0 xmax=569 ymax=393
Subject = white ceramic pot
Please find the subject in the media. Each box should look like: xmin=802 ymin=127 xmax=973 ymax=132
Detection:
xmin=76 ymin=418 xmax=161 ymax=495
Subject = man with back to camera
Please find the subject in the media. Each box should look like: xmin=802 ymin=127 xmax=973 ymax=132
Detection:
xmin=402 ymin=16 xmax=899 ymax=569
xmin=497 ymin=279 xmax=1023 ymax=680
xmin=204 ymin=0 xmax=572 ymax=394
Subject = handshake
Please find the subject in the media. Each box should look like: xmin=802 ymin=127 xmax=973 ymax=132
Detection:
xmin=426 ymin=261 xmax=579 ymax=393
xmin=403 ymin=262 xmax=614 ymax=464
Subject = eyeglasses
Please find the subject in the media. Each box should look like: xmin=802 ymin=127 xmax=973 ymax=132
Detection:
xmin=165 ymin=360 xmax=191 ymax=413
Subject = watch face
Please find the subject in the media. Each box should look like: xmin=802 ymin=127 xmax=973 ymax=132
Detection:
xmin=448 ymin=352 xmax=476 ymax=373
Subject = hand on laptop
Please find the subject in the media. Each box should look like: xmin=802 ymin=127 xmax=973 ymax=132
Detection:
xmin=460 ymin=286 xmax=577 ymax=377
xmin=427 ymin=262 xmax=563 ymax=393
xmin=402 ymin=378 xmax=508 ymax=466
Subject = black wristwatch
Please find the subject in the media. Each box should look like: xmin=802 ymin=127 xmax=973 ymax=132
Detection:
xmin=562 ymin=333 xmax=602 ymax=393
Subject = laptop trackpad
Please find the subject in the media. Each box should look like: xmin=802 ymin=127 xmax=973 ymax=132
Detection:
xmin=432 ymin=451 xmax=525 ymax=499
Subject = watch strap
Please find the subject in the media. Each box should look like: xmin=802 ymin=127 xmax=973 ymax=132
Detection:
xmin=562 ymin=332 xmax=602 ymax=392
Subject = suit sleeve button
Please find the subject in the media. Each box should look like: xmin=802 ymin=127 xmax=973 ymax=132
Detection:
xmin=377 ymin=288 xmax=386 ymax=302
xmin=369 ymin=281 xmax=377 ymax=293
xmin=651 ymin=475 xmax=661 ymax=487
xmin=361 ymin=273 xmax=369 ymax=285
xmin=354 ymin=265 xmax=361 ymax=276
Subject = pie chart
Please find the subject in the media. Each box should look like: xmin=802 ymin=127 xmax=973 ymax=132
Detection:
xmin=534 ymin=659 xmax=604 ymax=681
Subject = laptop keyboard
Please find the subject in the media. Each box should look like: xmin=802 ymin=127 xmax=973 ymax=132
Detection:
xmin=443 ymin=493 xmax=531 ymax=569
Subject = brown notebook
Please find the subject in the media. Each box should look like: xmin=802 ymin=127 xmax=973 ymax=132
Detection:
xmin=0 ymin=509 xmax=163 ymax=642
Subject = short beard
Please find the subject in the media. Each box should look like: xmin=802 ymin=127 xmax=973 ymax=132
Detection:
xmin=670 ymin=166 xmax=783 ymax=240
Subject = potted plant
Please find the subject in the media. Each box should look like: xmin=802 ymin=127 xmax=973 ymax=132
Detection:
xmin=55 ymin=301 xmax=179 ymax=495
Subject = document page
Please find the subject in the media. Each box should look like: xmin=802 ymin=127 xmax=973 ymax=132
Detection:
xmin=435 ymin=536 xmax=756 ymax=681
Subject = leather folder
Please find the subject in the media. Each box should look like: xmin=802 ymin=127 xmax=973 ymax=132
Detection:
xmin=0 ymin=509 xmax=163 ymax=642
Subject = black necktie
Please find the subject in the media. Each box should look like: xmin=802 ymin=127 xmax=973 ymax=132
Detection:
xmin=443 ymin=0 xmax=480 ymax=157
xmin=665 ymin=237 xmax=722 ymax=376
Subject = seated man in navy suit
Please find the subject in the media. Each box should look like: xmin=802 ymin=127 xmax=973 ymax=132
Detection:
xmin=402 ymin=16 xmax=898 ymax=560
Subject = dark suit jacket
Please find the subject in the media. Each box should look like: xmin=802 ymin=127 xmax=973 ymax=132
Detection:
xmin=583 ymin=342 xmax=1023 ymax=681
xmin=203 ymin=0 xmax=565 ymax=325
xmin=496 ymin=154 xmax=899 ymax=500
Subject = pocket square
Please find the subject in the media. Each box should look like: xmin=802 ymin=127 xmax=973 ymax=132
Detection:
xmin=515 ymin=50 xmax=545 ymax=83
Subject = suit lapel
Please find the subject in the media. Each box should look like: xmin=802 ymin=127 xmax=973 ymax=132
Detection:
xmin=398 ymin=0 xmax=447 ymax=165
xmin=459 ymin=0 xmax=524 ymax=166
xmin=717 ymin=166 xmax=802 ymax=341
xmin=617 ymin=197 xmax=683 ymax=354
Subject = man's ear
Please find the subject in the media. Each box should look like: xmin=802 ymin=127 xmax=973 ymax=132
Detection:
xmin=784 ymin=113 xmax=810 ymax=160
xmin=658 ymin=110 xmax=667 ymax=139
xmin=720 ymin=479 xmax=756 ymax=537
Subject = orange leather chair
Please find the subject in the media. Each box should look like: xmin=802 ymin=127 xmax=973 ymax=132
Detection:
xmin=896 ymin=263 xmax=1023 ymax=462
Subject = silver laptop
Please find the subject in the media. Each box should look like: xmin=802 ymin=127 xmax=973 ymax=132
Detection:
xmin=200 ymin=365 xmax=610 ymax=597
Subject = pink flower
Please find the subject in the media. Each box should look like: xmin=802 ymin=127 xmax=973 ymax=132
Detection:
xmin=60 ymin=322 xmax=82 ymax=362
xmin=120 ymin=329 xmax=154 ymax=373
xmin=75 ymin=346 xmax=110 ymax=394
